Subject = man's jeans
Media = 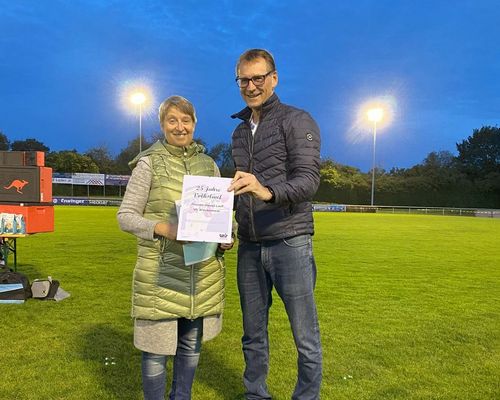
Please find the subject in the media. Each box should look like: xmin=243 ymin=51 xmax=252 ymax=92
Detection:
xmin=141 ymin=317 xmax=203 ymax=400
xmin=238 ymin=234 xmax=322 ymax=400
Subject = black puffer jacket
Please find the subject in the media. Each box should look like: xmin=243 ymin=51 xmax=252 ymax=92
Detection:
xmin=231 ymin=93 xmax=321 ymax=242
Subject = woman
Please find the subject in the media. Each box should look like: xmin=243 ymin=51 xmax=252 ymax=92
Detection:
xmin=117 ymin=95 xmax=233 ymax=400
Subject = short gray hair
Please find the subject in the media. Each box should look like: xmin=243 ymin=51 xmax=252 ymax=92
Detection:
xmin=158 ymin=95 xmax=197 ymax=126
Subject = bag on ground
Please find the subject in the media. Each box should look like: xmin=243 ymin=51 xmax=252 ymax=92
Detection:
xmin=31 ymin=276 xmax=70 ymax=301
xmin=31 ymin=277 xmax=60 ymax=300
xmin=0 ymin=266 xmax=32 ymax=304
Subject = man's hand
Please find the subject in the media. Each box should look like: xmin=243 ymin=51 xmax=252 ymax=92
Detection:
xmin=154 ymin=222 xmax=178 ymax=241
xmin=228 ymin=171 xmax=273 ymax=201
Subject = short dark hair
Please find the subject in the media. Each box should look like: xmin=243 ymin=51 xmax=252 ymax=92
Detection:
xmin=236 ymin=48 xmax=276 ymax=75
xmin=158 ymin=95 xmax=197 ymax=126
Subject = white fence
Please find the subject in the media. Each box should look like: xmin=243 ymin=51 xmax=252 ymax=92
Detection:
xmin=312 ymin=204 xmax=500 ymax=218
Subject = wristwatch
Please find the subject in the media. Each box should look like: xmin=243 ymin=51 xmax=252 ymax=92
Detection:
xmin=264 ymin=186 xmax=276 ymax=203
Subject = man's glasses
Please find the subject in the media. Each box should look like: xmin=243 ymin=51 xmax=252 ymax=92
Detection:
xmin=235 ymin=70 xmax=275 ymax=88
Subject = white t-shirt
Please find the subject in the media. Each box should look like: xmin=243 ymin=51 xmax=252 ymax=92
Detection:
xmin=250 ymin=118 xmax=258 ymax=135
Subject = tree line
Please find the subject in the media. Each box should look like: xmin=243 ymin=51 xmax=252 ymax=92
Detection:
xmin=1 ymin=126 xmax=498 ymax=208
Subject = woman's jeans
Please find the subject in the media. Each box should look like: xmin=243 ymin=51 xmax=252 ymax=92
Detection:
xmin=238 ymin=235 xmax=323 ymax=400
xmin=141 ymin=317 xmax=203 ymax=400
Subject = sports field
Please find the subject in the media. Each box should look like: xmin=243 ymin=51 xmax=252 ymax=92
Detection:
xmin=1 ymin=207 xmax=499 ymax=399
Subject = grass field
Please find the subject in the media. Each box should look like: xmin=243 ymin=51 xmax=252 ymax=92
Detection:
xmin=1 ymin=207 xmax=499 ymax=399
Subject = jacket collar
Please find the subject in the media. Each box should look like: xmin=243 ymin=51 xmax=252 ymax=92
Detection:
xmin=163 ymin=140 xmax=205 ymax=158
xmin=231 ymin=93 xmax=280 ymax=122
xmin=128 ymin=139 xmax=205 ymax=169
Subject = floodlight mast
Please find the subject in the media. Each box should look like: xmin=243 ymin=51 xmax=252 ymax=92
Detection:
xmin=131 ymin=92 xmax=146 ymax=152
xmin=367 ymin=108 xmax=384 ymax=206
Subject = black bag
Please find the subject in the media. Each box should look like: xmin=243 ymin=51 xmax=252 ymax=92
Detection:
xmin=0 ymin=266 xmax=32 ymax=302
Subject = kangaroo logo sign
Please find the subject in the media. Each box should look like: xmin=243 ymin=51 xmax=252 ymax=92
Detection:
xmin=0 ymin=166 xmax=51 ymax=203
xmin=3 ymin=179 xmax=29 ymax=194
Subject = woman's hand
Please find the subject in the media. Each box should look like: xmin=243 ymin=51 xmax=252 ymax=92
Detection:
xmin=219 ymin=242 xmax=234 ymax=251
xmin=154 ymin=222 xmax=178 ymax=241
xmin=218 ymin=235 xmax=235 ymax=253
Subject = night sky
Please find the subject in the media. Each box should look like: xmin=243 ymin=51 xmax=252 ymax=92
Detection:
xmin=1 ymin=0 xmax=499 ymax=171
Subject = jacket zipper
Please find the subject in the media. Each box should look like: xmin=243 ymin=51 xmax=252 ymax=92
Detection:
xmin=190 ymin=264 xmax=195 ymax=317
xmin=183 ymin=148 xmax=190 ymax=174
xmin=183 ymin=147 xmax=195 ymax=317
xmin=248 ymin=122 xmax=257 ymax=241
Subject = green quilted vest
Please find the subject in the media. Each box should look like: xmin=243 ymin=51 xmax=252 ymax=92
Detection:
xmin=130 ymin=140 xmax=225 ymax=320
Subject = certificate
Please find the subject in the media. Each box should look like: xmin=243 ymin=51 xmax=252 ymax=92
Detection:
xmin=177 ymin=175 xmax=234 ymax=244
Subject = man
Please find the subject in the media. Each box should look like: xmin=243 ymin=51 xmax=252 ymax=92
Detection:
xmin=228 ymin=49 xmax=322 ymax=400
